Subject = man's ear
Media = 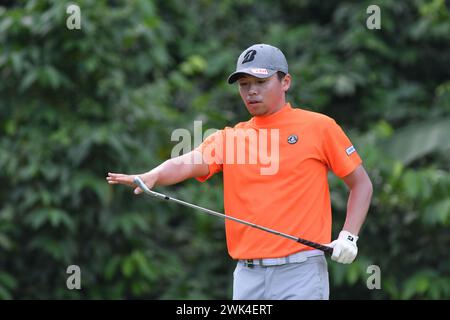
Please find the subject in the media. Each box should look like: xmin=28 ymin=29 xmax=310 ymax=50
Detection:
xmin=282 ymin=74 xmax=291 ymax=92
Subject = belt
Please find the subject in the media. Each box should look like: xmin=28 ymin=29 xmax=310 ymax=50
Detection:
xmin=239 ymin=249 xmax=324 ymax=268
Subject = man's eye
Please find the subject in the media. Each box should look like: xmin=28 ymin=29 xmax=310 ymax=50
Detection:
xmin=239 ymin=82 xmax=248 ymax=86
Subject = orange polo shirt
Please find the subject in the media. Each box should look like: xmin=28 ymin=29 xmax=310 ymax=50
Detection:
xmin=195 ymin=103 xmax=362 ymax=259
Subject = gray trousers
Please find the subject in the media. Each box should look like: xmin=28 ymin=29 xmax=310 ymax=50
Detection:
xmin=233 ymin=255 xmax=329 ymax=300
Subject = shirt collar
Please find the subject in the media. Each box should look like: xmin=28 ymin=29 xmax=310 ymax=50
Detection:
xmin=253 ymin=102 xmax=292 ymax=127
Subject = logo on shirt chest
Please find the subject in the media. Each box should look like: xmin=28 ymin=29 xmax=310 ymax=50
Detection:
xmin=287 ymin=134 xmax=298 ymax=144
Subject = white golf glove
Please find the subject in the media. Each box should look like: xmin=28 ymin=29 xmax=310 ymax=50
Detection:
xmin=327 ymin=230 xmax=359 ymax=264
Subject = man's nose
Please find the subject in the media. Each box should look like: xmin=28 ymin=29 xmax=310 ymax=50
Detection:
xmin=248 ymin=84 xmax=258 ymax=95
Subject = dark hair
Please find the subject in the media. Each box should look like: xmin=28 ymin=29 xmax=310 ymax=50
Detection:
xmin=276 ymin=71 xmax=286 ymax=81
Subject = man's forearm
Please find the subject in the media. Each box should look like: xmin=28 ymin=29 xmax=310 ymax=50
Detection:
xmin=150 ymin=151 xmax=208 ymax=187
xmin=150 ymin=159 xmax=187 ymax=187
xmin=342 ymin=182 xmax=373 ymax=235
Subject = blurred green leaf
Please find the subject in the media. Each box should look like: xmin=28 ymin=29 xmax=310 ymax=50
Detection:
xmin=423 ymin=199 xmax=450 ymax=225
xmin=25 ymin=208 xmax=74 ymax=231
xmin=382 ymin=118 xmax=450 ymax=165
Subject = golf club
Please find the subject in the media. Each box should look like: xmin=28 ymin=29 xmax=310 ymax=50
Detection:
xmin=133 ymin=177 xmax=333 ymax=254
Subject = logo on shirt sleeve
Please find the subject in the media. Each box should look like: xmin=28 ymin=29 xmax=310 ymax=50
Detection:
xmin=346 ymin=145 xmax=356 ymax=156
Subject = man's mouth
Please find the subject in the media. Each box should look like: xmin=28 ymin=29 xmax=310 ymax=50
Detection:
xmin=248 ymin=100 xmax=261 ymax=105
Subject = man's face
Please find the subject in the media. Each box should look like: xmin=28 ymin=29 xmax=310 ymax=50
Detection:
xmin=238 ymin=73 xmax=291 ymax=117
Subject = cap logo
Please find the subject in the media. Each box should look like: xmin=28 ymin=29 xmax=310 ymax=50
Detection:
xmin=250 ymin=68 xmax=268 ymax=75
xmin=242 ymin=50 xmax=257 ymax=64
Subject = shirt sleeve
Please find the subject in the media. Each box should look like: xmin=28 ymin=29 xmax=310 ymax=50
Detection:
xmin=321 ymin=119 xmax=362 ymax=178
xmin=194 ymin=129 xmax=224 ymax=182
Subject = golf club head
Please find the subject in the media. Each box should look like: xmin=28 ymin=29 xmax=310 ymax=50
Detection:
xmin=133 ymin=176 xmax=169 ymax=200
xmin=133 ymin=176 xmax=151 ymax=193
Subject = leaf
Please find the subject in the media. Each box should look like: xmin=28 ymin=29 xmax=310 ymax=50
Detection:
xmin=381 ymin=118 xmax=450 ymax=165
xmin=132 ymin=251 xmax=156 ymax=282
xmin=48 ymin=209 xmax=74 ymax=229
xmin=20 ymin=70 xmax=37 ymax=91
xmin=423 ymin=199 xmax=450 ymax=225
xmin=25 ymin=208 xmax=74 ymax=231
xmin=28 ymin=236 xmax=68 ymax=261
xmin=121 ymin=257 xmax=135 ymax=278
xmin=334 ymin=74 xmax=355 ymax=96
xmin=10 ymin=52 xmax=24 ymax=74
xmin=104 ymin=257 xmax=121 ymax=280
xmin=104 ymin=213 xmax=149 ymax=236
xmin=402 ymin=170 xmax=422 ymax=198
xmin=180 ymin=55 xmax=207 ymax=76
xmin=0 ymin=286 xmax=12 ymax=300
xmin=346 ymin=263 xmax=360 ymax=285
xmin=0 ymin=16 xmax=13 ymax=34
xmin=401 ymin=270 xmax=435 ymax=299
xmin=0 ymin=272 xmax=17 ymax=290
xmin=72 ymin=173 xmax=112 ymax=206
xmin=0 ymin=234 xmax=13 ymax=250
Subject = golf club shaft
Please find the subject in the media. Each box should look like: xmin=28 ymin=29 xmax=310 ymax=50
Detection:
xmin=134 ymin=177 xmax=333 ymax=254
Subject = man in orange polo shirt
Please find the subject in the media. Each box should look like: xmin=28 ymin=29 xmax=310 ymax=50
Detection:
xmin=107 ymin=44 xmax=373 ymax=300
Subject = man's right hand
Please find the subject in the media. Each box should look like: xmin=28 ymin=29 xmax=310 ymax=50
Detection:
xmin=106 ymin=171 xmax=158 ymax=194
xmin=107 ymin=151 xmax=209 ymax=194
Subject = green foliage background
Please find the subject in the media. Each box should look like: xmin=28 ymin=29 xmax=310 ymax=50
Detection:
xmin=0 ymin=0 xmax=449 ymax=299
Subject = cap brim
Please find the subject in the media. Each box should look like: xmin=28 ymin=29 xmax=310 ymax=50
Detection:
xmin=227 ymin=68 xmax=277 ymax=84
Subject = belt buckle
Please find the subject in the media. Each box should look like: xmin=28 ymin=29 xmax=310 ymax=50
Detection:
xmin=245 ymin=259 xmax=254 ymax=268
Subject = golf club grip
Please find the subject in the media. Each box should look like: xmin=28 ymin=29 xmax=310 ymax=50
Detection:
xmin=296 ymin=238 xmax=333 ymax=254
